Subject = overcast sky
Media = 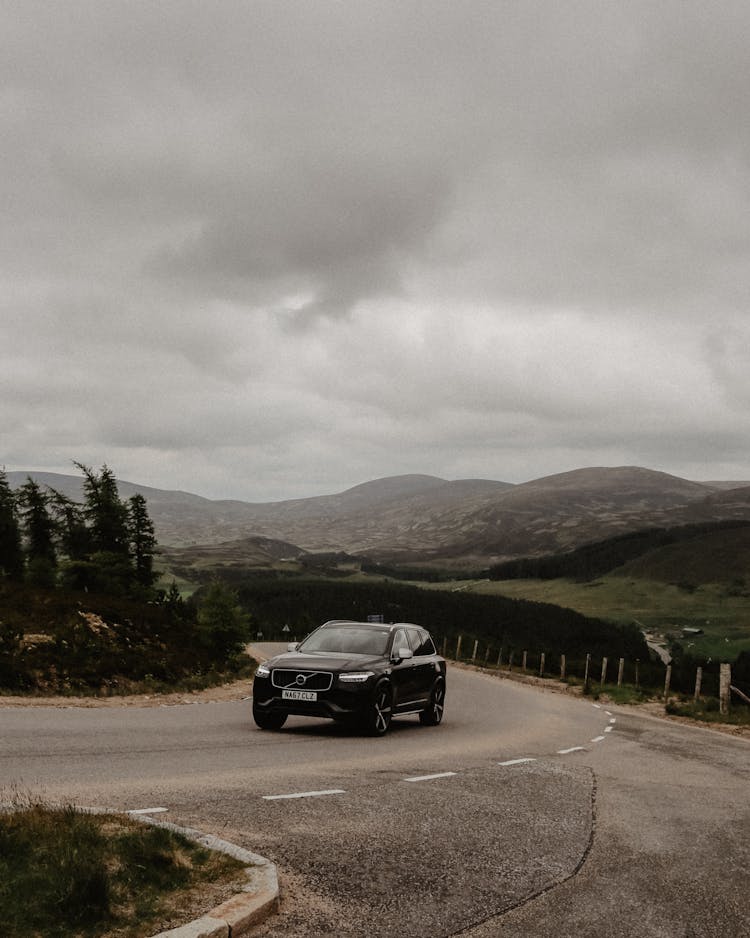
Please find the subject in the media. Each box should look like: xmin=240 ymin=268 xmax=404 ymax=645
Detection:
xmin=3 ymin=1 xmax=750 ymax=501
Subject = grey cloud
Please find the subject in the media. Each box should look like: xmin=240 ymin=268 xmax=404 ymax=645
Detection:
xmin=4 ymin=1 xmax=750 ymax=499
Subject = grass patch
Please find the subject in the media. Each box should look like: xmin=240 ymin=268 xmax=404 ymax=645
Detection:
xmin=460 ymin=576 xmax=750 ymax=659
xmin=0 ymin=797 xmax=247 ymax=938
xmin=575 ymin=680 xmax=654 ymax=705
xmin=598 ymin=683 xmax=654 ymax=705
xmin=666 ymin=697 xmax=750 ymax=727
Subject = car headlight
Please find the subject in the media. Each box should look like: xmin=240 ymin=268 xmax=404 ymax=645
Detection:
xmin=256 ymin=664 xmax=271 ymax=678
xmin=339 ymin=671 xmax=374 ymax=683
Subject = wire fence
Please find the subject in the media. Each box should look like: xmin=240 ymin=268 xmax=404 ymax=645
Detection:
xmin=435 ymin=632 xmax=748 ymax=712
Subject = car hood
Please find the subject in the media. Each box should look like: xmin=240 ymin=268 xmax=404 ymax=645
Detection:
xmin=264 ymin=651 xmax=384 ymax=671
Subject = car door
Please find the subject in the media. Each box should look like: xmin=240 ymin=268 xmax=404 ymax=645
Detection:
xmin=406 ymin=627 xmax=437 ymax=707
xmin=389 ymin=627 xmax=417 ymax=710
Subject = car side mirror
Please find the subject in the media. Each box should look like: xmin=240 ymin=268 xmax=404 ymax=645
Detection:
xmin=287 ymin=642 xmax=298 ymax=652
xmin=391 ymin=646 xmax=413 ymax=663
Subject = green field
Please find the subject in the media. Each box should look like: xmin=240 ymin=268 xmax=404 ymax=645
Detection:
xmin=422 ymin=576 xmax=750 ymax=661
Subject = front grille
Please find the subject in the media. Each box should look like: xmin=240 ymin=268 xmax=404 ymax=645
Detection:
xmin=271 ymin=669 xmax=333 ymax=692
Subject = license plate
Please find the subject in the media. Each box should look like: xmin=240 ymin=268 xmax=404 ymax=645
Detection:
xmin=282 ymin=689 xmax=317 ymax=701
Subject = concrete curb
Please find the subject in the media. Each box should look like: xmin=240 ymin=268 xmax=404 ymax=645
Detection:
xmin=1 ymin=803 xmax=279 ymax=937
xmin=140 ymin=815 xmax=279 ymax=937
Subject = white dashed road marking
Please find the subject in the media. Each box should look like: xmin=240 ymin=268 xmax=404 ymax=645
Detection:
xmin=403 ymin=772 xmax=457 ymax=782
xmin=258 ymin=700 xmax=622 ymax=799
xmin=263 ymin=789 xmax=346 ymax=801
xmin=127 ymin=807 xmax=169 ymax=815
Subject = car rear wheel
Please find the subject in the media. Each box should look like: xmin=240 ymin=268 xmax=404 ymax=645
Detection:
xmin=363 ymin=681 xmax=393 ymax=736
xmin=253 ymin=704 xmax=288 ymax=731
xmin=419 ymin=679 xmax=445 ymax=726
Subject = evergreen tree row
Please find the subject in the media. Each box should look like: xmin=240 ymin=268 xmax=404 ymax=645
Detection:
xmin=487 ymin=520 xmax=750 ymax=582
xmin=228 ymin=576 xmax=648 ymax=660
xmin=0 ymin=464 xmax=156 ymax=596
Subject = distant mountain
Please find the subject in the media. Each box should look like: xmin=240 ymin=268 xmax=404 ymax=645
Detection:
xmin=162 ymin=535 xmax=307 ymax=574
xmin=9 ymin=466 xmax=750 ymax=568
xmin=429 ymin=467 xmax=718 ymax=565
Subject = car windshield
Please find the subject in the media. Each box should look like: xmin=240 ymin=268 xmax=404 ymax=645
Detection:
xmin=298 ymin=626 xmax=390 ymax=656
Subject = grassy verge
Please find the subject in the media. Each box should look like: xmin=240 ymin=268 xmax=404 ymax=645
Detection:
xmin=569 ymin=678 xmax=654 ymax=706
xmin=0 ymin=579 xmax=255 ymax=697
xmin=0 ymin=658 xmax=256 ymax=700
xmin=0 ymin=798 xmax=247 ymax=938
xmin=665 ymin=697 xmax=750 ymax=727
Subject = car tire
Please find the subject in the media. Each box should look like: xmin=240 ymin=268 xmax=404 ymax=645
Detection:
xmin=419 ymin=679 xmax=445 ymax=726
xmin=363 ymin=680 xmax=393 ymax=736
xmin=252 ymin=704 xmax=288 ymax=731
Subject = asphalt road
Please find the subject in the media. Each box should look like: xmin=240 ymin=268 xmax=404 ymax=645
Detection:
xmin=2 ymin=644 xmax=748 ymax=937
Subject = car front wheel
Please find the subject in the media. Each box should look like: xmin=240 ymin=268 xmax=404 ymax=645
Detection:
xmin=419 ymin=679 xmax=445 ymax=726
xmin=252 ymin=703 xmax=288 ymax=731
xmin=363 ymin=681 xmax=393 ymax=736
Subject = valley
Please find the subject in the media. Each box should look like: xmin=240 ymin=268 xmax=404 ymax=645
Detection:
xmin=10 ymin=465 xmax=750 ymax=676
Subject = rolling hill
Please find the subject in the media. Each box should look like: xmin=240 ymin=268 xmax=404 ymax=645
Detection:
xmin=8 ymin=466 xmax=750 ymax=569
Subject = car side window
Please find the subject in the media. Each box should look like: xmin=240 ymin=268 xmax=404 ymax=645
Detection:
xmin=391 ymin=628 xmax=410 ymax=657
xmin=420 ymin=630 xmax=437 ymax=656
xmin=406 ymin=627 xmax=424 ymax=655
xmin=408 ymin=627 xmax=436 ymax=656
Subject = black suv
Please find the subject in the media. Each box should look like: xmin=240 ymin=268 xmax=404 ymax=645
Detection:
xmin=252 ymin=620 xmax=446 ymax=736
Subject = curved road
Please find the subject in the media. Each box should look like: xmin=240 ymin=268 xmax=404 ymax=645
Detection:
xmin=1 ymin=644 xmax=748 ymax=937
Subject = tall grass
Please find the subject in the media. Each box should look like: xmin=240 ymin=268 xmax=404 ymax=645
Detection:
xmin=0 ymin=794 xmax=246 ymax=938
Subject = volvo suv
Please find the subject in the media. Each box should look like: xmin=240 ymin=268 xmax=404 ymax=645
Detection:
xmin=252 ymin=620 xmax=446 ymax=736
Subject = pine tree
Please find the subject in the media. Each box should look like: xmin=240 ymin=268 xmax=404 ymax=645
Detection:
xmin=0 ymin=470 xmax=24 ymax=580
xmin=76 ymin=463 xmax=130 ymax=557
xmin=48 ymin=489 xmax=90 ymax=561
xmin=70 ymin=463 xmax=134 ymax=593
xmin=196 ymin=581 xmax=251 ymax=658
xmin=18 ymin=478 xmax=57 ymax=586
xmin=128 ymin=493 xmax=156 ymax=588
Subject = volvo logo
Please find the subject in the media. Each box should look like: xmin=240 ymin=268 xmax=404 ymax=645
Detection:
xmin=295 ymin=673 xmax=308 ymax=686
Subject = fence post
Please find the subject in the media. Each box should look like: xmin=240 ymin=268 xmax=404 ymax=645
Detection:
xmin=600 ymin=657 xmax=608 ymax=687
xmin=456 ymin=635 xmax=462 ymax=661
xmin=508 ymin=651 xmax=514 ymax=672
xmin=496 ymin=648 xmax=502 ymax=668
xmin=539 ymin=652 xmax=545 ymax=677
xmin=617 ymin=658 xmax=624 ymax=687
xmin=635 ymin=658 xmax=640 ymax=689
xmin=720 ymin=663 xmax=731 ymax=715
xmin=471 ymin=639 xmax=479 ymax=664
xmin=484 ymin=645 xmax=490 ymax=667
xmin=522 ymin=650 xmax=528 ymax=671
xmin=663 ymin=664 xmax=672 ymax=705
xmin=584 ymin=653 xmax=591 ymax=693
xmin=694 ymin=666 xmax=702 ymax=701
xmin=560 ymin=654 xmax=566 ymax=680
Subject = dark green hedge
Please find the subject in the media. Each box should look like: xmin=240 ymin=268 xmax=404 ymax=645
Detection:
xmin=232 ymin=577 xmax=648 ymax=660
